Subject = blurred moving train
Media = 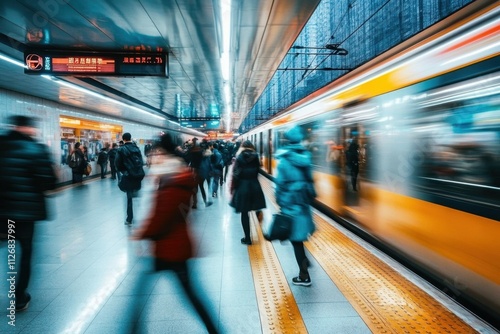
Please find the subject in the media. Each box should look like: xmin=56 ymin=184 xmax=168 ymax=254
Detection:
xmin=242 ymin=2 xmax=500 ymax=324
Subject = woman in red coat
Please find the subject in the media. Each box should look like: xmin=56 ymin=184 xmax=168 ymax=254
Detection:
xmin=131 ymin=133 xmax=218 ymax=334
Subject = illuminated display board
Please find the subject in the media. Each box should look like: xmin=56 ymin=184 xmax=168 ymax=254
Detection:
xmin=180 ymin=119 xmax=220 ymax=130
xmin=24 ymin=50 xmax=168 ymax=77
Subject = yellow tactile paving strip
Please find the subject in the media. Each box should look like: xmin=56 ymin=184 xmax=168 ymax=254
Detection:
xmin=248 ymin=213 xmax=308 ymax=334
xmin=252 ymin=176 xmax=478 ymax=334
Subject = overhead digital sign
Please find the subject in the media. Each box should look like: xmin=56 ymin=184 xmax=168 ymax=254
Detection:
xmin=24 ymin=50 xmax=168 ymax=77
xmin=180 ymin=119 xmax=220 ymax=130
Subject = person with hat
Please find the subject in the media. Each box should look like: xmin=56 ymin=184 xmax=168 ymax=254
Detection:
xmin=0 ymin=115 xmax=57 ymax=311
xmin=275 ymin=125 xmax=317 ymax=286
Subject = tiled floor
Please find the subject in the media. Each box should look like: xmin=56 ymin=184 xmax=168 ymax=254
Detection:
xmin=0 ymin=174 xmax=268 ymax=333
xmin=0 ymin=173 xmax=370 ymax=334
xmin=2 ymin=171 xmax=492 ymax=334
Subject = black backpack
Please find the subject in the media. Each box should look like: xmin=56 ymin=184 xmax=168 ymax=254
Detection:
xmin=120 ymin=145 xmax=145 ymax=181
xmin=67 ymin=152 xmax=80 ymax=168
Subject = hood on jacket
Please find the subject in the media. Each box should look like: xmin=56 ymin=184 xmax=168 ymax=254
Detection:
xmin=285 ymin=126 xmax=304 ymax=144
xmin=237 ymin=148 xmax=259 ymax=164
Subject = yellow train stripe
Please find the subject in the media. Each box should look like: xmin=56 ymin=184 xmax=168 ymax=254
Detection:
xmin=307 ymin=215 xmax=477 ymax=333
xmin=254 ymin=176 xmax=477 ymax=333
xmin=247 ymin=209 xmax=308 ymax=334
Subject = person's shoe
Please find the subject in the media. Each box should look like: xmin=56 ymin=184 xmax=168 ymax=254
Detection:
xmin=16 ymin=293 xmax=31 ymax=312
xmin=240 ymin=237 xmax=252 ymax=245
xmin=192 ymin=204 xmax=197 ymax=209
xmin=292 ymin=276 xmax=311 ymax=286
xmin=206 ymin=201 xmax=213 ymax=207
xmin=212 ymin=192 xmax=217 ymax=198
xmin=125 ymin=220 xmax=132 ymax=226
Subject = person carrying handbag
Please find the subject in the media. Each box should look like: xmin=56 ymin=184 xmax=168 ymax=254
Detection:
xmin=275 ymin=126 xmax=317 ymax=286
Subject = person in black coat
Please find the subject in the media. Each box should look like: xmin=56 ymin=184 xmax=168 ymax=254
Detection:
xmin=68 ymin=142 xmax=87 ymax=184
xmin=229 ymin=140 xmax=266 ymax=245
xmin=0 ymin=115 xmax=57 ymax=311
xmin=108 ymin=143 xmax=118 ymax=180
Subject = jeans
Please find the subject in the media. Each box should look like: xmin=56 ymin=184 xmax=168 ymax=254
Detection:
xmin=99 ymin=163 xmax=107 ymax=178
xmin=16 ymin=221 xmax=35 ymax=300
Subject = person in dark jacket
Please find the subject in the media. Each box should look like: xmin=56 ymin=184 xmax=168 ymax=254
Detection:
xmin=188 ymin=139 xmax=212 ymax=208
xmin=0 ymin=115 xmax=57 ymax=311
xmin=210 ymin=143 xmax=223 ymax=198
xmin=108 ymin=143 xmax=118 ymax=180
xmin=229 ymin=140 xmax=266 ymax=245
xmin=97 ymin=145 xmax=109 ymax=179
xmin=115 ymin=133 xmax=144 ymax=225
xmin=131 ymin=133 xmax=218 ymax=334
xmin=275 ymin=125 xmax=316 ymax=286
xmin=68 ymin=142 xmax=87 ymax=184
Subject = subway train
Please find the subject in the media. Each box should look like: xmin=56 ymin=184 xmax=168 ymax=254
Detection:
xmin=241 ymin=3 xmax=500 ymax=324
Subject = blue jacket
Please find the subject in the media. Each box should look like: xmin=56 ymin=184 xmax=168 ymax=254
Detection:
xmin=275 ymin=144 xmax=316 ymax=241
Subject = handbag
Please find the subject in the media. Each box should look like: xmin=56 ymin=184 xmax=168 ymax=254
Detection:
xmin=84 ymin=163 xmax=92 ymax=176
xmin=263 ymin=212 xmax=293 ymax=241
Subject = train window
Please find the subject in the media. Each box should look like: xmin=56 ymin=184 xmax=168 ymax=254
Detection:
xmin=407 ymin=73 xmax=500 ymax=218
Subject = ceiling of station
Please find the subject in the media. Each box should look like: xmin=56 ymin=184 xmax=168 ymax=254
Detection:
xmin=0 ymin=0 xmax=321 ymax=132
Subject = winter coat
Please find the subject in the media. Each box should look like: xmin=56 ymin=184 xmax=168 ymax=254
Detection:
xmin=97 ymin=149 xmax=108 ymax=165
xmin=134 ymin=165 xmax=195 ymax=263
xmin=198 ymin=148 xmax=213 ymax=180
xmin=210 ymin=148 xmax=223 ymax=176
xmin=275 ymin=144 xmax=316 ymax=242
xmin=69 ymin=149 xmax=87 ymax=174
xmin=108 ymin=148 xmax=118 ymax=163
xmin=229 ymin=148 xmax=266 ymax=213
xmin=0 ymin=130 xmax=57 ymax=223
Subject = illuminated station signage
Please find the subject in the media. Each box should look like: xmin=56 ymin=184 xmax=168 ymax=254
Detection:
xmin=24 ymin=50 xmax=168 ymax=77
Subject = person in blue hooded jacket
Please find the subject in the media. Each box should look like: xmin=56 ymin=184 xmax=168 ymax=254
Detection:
xmin=275 ymin=125 xmax=317 ymax=286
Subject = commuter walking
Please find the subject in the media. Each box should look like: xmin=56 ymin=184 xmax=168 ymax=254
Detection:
xmin=210 ymin=142 xmax=224 ymax=197
xmin=131 ymin=132 xmax=218 ymax=334
xmin=97 ymin=145 xmax=109 ymax=179
xmin=67 ymin=142 xmax=87 ymax=184
xmin=229 ymin=140 xmax=266 ymax=245
xmin=188 ymin=139 xmax=212 ymax=208
xmin=275 ymin=126 xmax=316 ymax=286
xmin=0 ymin=115 xmax=57 ymax=311
xmin=115 ymin=133 xmax=145 ymax=225
xmin=108 ymin=143 xmax=118 ymax=180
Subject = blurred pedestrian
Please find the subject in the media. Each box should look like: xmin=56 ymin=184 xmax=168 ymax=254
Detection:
xmin=346 ymin=137 xmax=360 ymax=191
xmin=97 ymin=145 xmax=109 ymax=179
xmin=229 ymin=140 xmax=266 ymax=245
xmin=115 ymin=132 xmax=145 ymax=225
xmin=108 ymin=143 xmax=118 ymax=180
xmin=0 ymin=115 xmax=57 ymax=311
xmin=275 ymin=125 xmax=316 ymax=286
xmin=188 ymin=139 xmax=213 ymax=208
xmin=67 ymin=142 xmax=86 ymax=184
xmin=210 ymin=142 xmax=223 ymax=198
xmin=131 ymin=132 xmax=218 ymax=334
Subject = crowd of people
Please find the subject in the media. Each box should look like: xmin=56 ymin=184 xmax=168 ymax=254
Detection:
xmin=1 ymin=117 xmax=317 ymax=333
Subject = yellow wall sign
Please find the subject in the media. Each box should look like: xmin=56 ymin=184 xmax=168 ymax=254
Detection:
xmin=60 ymin=116 xmax=123 ymax=132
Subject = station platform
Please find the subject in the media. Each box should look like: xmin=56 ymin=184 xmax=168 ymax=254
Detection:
xmin=0 ymin=171 xmax=496 ymax=334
